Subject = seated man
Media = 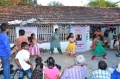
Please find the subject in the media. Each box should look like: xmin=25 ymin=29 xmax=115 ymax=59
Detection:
xmin=108 ymin=63 xmax=120 ymax=79
xmin=89 ymin=60 xmax=111 ymax=79
xmin=60 ymin=55 xmax=87 ymax=79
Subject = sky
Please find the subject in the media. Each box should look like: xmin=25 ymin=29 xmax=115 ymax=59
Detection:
xmin=37 ymin=0 xmax=120 ymax=6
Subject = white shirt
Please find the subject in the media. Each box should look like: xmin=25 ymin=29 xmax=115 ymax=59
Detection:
xmin=15 ymin=49 xmax=30 ymax=70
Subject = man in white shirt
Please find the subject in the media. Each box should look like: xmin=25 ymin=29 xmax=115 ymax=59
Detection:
xmin=15 ymin=42 xmax=33 ymax=79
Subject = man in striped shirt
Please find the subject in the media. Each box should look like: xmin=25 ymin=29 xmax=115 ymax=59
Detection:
xmin=60 ymin=55 xmax=87 ymax=79
xmin=89 ymin=60 xmax=111 ymax=79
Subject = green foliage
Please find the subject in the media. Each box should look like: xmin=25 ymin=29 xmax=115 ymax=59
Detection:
xmin=88 ymin=0 xmax=118 ymax=7
xmin=0 ymin=0 xmax=38 ymax=6
xmin=48 ymin=1 xmax=64 ymax=6
xmin=0 ymin=0 xmax=12 ymax=6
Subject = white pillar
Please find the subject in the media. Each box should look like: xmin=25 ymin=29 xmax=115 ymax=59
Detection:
xmin=53 ymin=25 xmax=59 ymax=32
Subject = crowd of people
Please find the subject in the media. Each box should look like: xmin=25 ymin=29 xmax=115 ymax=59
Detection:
xmin=0 ymin=23 xmax=120 ymax=79
xmin=91 ymin=27 xmax=120 ymax=57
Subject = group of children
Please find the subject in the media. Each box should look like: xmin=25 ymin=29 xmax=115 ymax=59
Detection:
xmin=14 ymin=42 xmax=61 ymax=79
xmin=11 ymin=29 xmax=41 ymax=57
xmin=9 ymin=29 xmax=42 ymax=79
xmin=66 ymin=32 xmax=107 ymax=60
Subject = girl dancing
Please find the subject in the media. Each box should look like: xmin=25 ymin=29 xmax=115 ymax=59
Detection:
xmin=66 ymin=33 xmax=76 ymax=57
xmin=91 ymin=34 xmax=107 ymax=60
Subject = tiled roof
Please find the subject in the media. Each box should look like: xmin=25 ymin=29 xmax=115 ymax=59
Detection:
xmin=0 ymin=6 xmax=120 ymax=24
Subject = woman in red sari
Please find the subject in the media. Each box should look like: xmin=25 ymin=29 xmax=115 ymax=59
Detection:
xmin=91 ymin=34 xmax=97 ymax=50
xmin=94 ymin=27 xmax=104 ymax=37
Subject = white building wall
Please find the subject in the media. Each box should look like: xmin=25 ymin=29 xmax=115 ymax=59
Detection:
xmin=10 ymin=41 xmax=92 ymax=53
xmin=10 ymin=25 xmax=92 ymax=53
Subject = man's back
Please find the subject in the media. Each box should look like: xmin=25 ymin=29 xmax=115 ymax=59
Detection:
xmin=14 ymin=36 xmax=28 ymax=51
xmin=15 ymin=49 xmax=30 ymax=70
xmin=61 ymin=65 xmax=87 ymax=79
xmin=0 ymin=33 xmax=10 ymax=57
xmin=89 ymin=69 xmax=111 ymax=79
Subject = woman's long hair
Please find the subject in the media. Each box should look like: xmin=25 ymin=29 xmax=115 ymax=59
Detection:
xmin=46 ymin=57 xmax=55 ymax=69
xmin=67 ymin=33 xmax=73 ymax=40
xmin=92 ymin=34 xmax=96 ymax=40
xmin=35 ymin=57 xmax=43 ymax=69
xmin=28 ymin=33 xmax=35 ymax=43
xmin=31 ymin=33 xmax=35 ymax=39
xmin=98 ymin=34 xmax=104 ymax=41
xmin=31 ymin=57 xmax=43 ymax=79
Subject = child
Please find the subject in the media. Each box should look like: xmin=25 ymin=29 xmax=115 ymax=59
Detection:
xmin=91 ymin=34 xmax=97 ymax=50
xmin=91 ymin=34 xmax=107 ymax=60
xmin=11 ymin=29 xmax=29 ymax=54
xmin=31 ymin=57 xmax=43 ymax=79
xmin=66 ymin=33 xmax=76 ymax=57
xmin=15 ymin=42 xmax=33 ymax=79
xmin=29 ymin=33 xmax=41 ymax=57
xmin=44 ymin=57 xmax=60 ymax=79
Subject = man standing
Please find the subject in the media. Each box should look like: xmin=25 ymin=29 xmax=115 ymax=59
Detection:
xmin=11 ymin=29 xmax=29 ymax=54
xmin=50 ymin=28 xmax=62 ymax=54
xmin=0 ymin=23 xmax=11 ymax=79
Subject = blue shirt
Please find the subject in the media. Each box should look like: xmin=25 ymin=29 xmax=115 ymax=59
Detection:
xmin=111 ymin=69 xmax=120 ymax=79
xmin=0 ymin=33 xmax=11 ymax=58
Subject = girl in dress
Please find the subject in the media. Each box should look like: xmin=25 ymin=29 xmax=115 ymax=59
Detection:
xmin=91 ymin=34 xmax=107 ymax=60
xmin=91 ymin=34 xmax=97 ymax=50
xmin=66 ymin=33 xmax=76 ymax=57
xmin=29 ymin=33 xmax=41 ymax=57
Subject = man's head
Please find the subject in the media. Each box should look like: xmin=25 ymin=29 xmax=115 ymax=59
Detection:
xmin=0 ymin=23 xmax=9 ymax=33
xmin=55 ymin=28 xmax=59 ymax=33
xmin=21 ymin=42 xmax=29 ymax=50
xmin=75 ymin=55 xmax=85 ymax=65
xmin=19 ymin=29 xmax=25 ymax=36
xmin=98 ymin=60 xmax=107 ymax=70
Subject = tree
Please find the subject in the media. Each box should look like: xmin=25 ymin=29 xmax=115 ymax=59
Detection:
xmin=29 ymin=0 xmax=38 ymax=6
xmin=0 ymin=0 xmax=38 ymax=6
xmin=17 ymin=0 xmax=38 ymax=6
xmin=48 ymin=1 xmax=64 ymax=6
xmin=0 ymin=0 xmax=12 ymax=6
xmin=88 ymin=0 xmax=118 ymax=7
